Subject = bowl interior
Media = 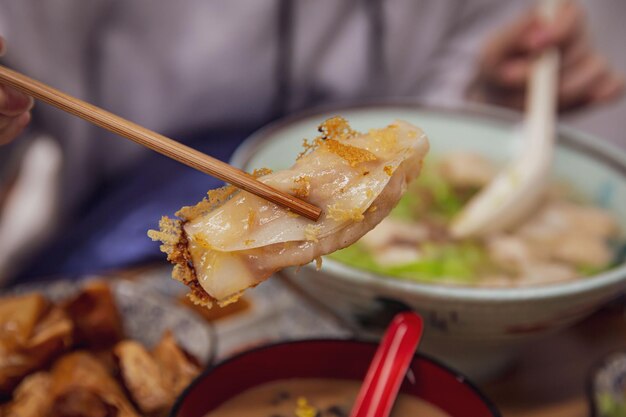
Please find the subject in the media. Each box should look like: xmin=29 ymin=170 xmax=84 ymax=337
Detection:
xmin=171 ymin=340 xmax=499 ymax=417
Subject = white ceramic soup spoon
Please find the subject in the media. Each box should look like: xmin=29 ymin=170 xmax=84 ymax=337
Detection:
xmin=451 ymin=0 xmax=561 ymax=238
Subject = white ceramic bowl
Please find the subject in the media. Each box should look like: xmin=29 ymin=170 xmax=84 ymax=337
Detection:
xmin=231 ymin=103 xmax=626 ymax=380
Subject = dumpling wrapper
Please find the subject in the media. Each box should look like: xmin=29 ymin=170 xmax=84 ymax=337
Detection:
xmin=149 ymin=117 xmax=429 ymax=307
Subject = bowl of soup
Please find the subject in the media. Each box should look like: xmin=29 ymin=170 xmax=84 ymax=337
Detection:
xmin=231 ymin=103 xmax=626 ymax=379
xmin=170 ymin=339 xmax=499 ymax=417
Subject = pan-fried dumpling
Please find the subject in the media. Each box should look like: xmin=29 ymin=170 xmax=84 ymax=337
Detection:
xmin=149 ymin=117 xmax=429 ymax=307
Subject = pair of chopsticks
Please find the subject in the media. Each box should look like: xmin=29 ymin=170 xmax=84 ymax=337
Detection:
xmin=0 ymin=65 xmax=322 ymax=221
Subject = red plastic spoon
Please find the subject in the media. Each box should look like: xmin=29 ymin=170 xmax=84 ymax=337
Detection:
xmin=349 ymin=312 xmax=424 ymax=417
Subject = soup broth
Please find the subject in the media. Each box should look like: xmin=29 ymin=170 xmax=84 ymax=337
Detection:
xmin=331 ymin=152 xmax=622 ymax=287
xmin=206 ymin=378 xmax=451 ymax=417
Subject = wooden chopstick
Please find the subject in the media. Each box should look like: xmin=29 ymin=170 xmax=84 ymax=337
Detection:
xmin=0 ymin=65 xmax=322 ymax=221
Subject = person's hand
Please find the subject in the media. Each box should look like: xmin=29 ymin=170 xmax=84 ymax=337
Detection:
xmin=0 ymin=37 xmax=33 ymax=145
xmin=470 ymin=1 xmax=624 ymax=111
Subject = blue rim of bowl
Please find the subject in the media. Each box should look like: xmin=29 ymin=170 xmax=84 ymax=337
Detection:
xmin=230 ymin=100 xmax=626 ymax=303
xmin=169 ymin=338 xmax=502 ymax=417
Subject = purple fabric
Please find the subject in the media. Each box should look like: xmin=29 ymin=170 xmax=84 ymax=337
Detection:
xmin=15 ymin=129 xmax=250 ymax=282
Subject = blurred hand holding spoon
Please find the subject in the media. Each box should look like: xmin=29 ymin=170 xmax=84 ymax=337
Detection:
xmin=451 ymin=0 xmax=562 ymax=238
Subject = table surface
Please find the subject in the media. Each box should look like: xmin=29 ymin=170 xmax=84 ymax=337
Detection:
xmin=483 ymin=305 xmax=626 ymax=417
xmin=125 ymin=266 xmax=626 ymax=417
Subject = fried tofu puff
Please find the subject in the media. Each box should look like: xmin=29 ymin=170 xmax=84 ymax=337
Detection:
xmin=114 ymin=332 xmax=200 ymax=415
xmin=0 ymin=294 xmax=73 ymax=393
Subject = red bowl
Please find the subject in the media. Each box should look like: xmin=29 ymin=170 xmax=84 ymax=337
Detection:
xmin=170 ymin=339 xmax=500 ymax=417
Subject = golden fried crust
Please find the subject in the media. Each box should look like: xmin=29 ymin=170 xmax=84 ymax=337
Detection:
xmin=148 ymin=180 xmax=270 ymax=308
xmin=184 ymin=277 xmax=214 ymax=307
xmin=148 ymin=217 xmax=216 ymax=308
xmin=320 ymin=139 xmax=377 ymax=167
xmin=174 ymin=229 xmax=215 ymax=308
xmin=319 ymin=116 xmax=357 ymax=141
